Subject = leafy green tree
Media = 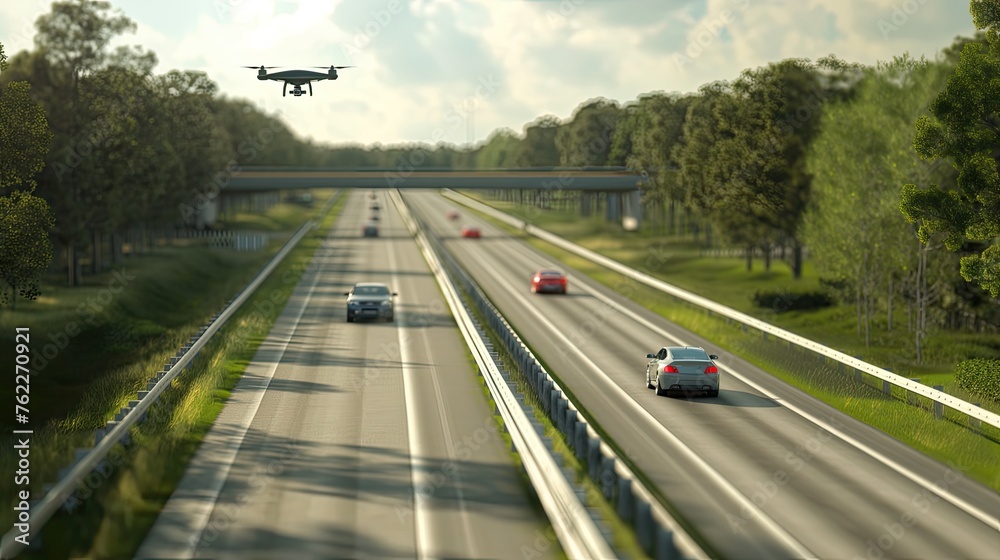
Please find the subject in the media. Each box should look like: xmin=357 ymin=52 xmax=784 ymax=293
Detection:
xmin=555 ymin=99 xmax=619 ymax=166
xmin=805 ymin=56 xmax=951 ymax=348
xmin=511 ymin=115 xmax=562 ymax=167
xmin=0 ymin=78 xmax=53 ymax=191
xmin=0 ymin=190 xmax=55 ymax=309
xmin=476 ymin=128 xmax=520 ymax=168
xmin=900 ymin=1 xmax=1000 ymax=297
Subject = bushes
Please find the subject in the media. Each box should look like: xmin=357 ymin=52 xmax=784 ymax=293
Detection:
xmin=752 ymin=290 xmax=834 ymax=313
xmin=955 ymin=358 xmax=1000 ymax=404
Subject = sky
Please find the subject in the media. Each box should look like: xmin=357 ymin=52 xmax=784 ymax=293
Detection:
xmin=0 ymin=0 xmax=979 ymax=148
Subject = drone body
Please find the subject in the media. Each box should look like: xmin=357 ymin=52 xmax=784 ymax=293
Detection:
xmin=243 ymin=65 xmax=352 ymax=97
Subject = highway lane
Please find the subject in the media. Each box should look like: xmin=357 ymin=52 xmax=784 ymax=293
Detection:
xmin=136 ymin=191 xmax=556 ymax=559
xmin=404 ymin=190 xmax=1000 ymax=560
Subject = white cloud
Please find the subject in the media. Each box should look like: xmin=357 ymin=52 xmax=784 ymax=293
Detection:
xmin=0 ymin=0 xmax=978 ymax=146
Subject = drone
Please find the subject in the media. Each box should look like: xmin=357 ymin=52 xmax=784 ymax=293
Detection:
xmin=242 ymin=65 xmax=352 ymax=97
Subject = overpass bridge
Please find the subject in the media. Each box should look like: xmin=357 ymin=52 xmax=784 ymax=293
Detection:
xmin=224 ymin=166 xmax=645 ymax=191
xmin=202 ymin=166 xmax=646 ymax=228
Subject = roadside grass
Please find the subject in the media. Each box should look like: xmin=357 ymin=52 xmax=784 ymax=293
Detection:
xmin=1 ymin=192 xmax=341 ymax=558
xmin=456 ymin=193 xmax=1000 ymax=492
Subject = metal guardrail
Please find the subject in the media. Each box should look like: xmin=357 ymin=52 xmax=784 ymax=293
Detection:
xmin=442 ymin=189 xmax=1000 ymax=432
xmin=1 ymin=193 xmax=341 ymax=559
xmin=397 ymin=192 xmax=707 ymax=560
xmin=389 ymin=190 xmax=617 ymax=559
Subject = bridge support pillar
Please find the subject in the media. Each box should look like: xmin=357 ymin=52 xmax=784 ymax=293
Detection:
xmin=623 ymin=189 xmax=641 ymax=231
xmin=606 ymin=192 xmax=621 ymax=222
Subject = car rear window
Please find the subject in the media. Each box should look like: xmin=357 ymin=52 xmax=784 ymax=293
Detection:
xmin=539 ymin=271 xmax=563 ymax=277
xmin=670 ymin=348 xmax=709 ymax=360
xmin=355 ymin=286 xmax=389 ymax=295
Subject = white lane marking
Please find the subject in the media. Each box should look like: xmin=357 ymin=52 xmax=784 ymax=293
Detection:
xmin=180 ymin=238 xmax=325 ymax=558
xmin=388 ymin=232 xmax=433 ymax=559
xmin=461 ymin=244 xmax=816 ymax=558
xmin=556 ymin=254 xmax=1000 ymax=533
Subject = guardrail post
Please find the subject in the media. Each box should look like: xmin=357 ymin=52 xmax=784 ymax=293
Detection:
xmin=933 ymin=386 xmax=944 ymax=418
xmin=635 ymin=498 xmax=654 ymax=554
xmin=574 ymin=422 xmax=587 ymax=461
xmin=656 ymin=526 xmax=678 ymax=560
xmin=882 ymin=379 xmax=891 ymax=396
xmin=617 ymin=477 xmax=634 ymax=522
xmin=908 ymin=378 xmax=920 ymax=406
xmin=556 ymin=398 xmax=568 ymax=433
xmin=971 ymin=404 xmax=982 ymax=430
xmin=600 ymin=456 xmax=617 ymax=501
xmin=541 ymin=380 xmax=552 ymax=412
xmin=587 ymin=437 xmax=601 ymax=480
xmin=854 ymin=357 xmax=863 ymax=384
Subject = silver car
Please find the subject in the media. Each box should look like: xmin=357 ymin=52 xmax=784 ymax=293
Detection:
xmin=645 ymin=346 xmax=720 ymax=397
xmin=344 ymin=283 xmax=397 ymax=322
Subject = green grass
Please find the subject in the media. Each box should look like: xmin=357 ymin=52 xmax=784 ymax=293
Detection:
xmin=456 ymin=193 xmax=1000 ymax=493
xmin=0 ymin=191 xmax=341 ymax=557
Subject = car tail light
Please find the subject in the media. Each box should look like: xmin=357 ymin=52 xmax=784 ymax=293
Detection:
xmin=663 ymin=365 xmax=679 ymax=373
xmin=705 ymin=365 xmax=718 ymax=374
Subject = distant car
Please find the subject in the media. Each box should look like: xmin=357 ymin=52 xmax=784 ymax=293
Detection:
xmin=530 ymin=270 xmax=567 ymax=294
xmin=460 ymin=225 xmax=481 ymax=238
xmin=369 ymin=191 xmax=378 ymax=200
xmin=645 ymin=346 xmax=720 ymax=397
xmin=369 ymin=213 xmax=379 ymax=221
xmin=447 ymin=210 xmax=460 ymax=221
xmin=362 ymin=223 xmax=379 ymax=237
xmin=344 ymin=283 xmax=397 ymax=322
xmin=370 ymin=201 xmax=380 ymax=210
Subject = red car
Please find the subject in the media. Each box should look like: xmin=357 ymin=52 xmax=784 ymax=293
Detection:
xmin=447 ymin=210 xmax=460 ymax=221
xmin=531 ymin=270 xmax=567 ymax=294
xmin=460 ymin=225 xmax=481 ymax=238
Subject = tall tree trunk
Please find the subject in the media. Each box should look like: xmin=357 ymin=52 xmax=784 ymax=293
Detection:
xmin=856 ymin=279 xmax=863 ymax=337
xmin=745 ymin=247 xmax=753 ymax=271
xmin=92 ymin=230 xmax=102 ymax=274
xmin=791 ymin=243 xmax=804 ymax=279
xmin=764 ymin=244 xmax=772 ymax=271
xmin=887 ymin=275 xmax=894 ymax=331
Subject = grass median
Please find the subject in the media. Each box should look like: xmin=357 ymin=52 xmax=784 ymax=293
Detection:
xmin=1 ymin=192 xmax=344 ymax=559
xmin=455 ymin=192 xmax=1000 ymax=492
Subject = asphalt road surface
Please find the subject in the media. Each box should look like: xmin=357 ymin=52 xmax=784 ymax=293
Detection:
xmin=136 ymin=191 xmax=557 ymax=559
xmin=404 ymin=190 xmax=1000 ymax=560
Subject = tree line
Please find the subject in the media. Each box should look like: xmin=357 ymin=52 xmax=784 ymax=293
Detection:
xmin=1 ymin=1 xmax=997 ymax=357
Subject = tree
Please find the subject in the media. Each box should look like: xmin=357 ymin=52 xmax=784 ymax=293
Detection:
xmin=804 ymin=56 xmax=951 ymax=348
xmin=511 ymin=115 xmax=561 ymax=167
xmin=901 ymin=1 xmax=1000 ymax=296
xmin=555 ymin=99 xmax=620 ymax=166
xmin=0 ymin=73 xmax=53 ymax=191
xmin=0 ymin=191 xmax=55 ymax=309
xmin=476 ymin=128 xmax=520 ymax=168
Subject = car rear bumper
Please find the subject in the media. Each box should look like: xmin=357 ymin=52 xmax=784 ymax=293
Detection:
xmin=657 ymin=374 xmax=719 ymax=391
xmin=349 ymin=307 xmax=392 ymax=319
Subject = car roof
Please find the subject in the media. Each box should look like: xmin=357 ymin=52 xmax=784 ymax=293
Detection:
xmin=354 ymin=282 xmax=389 ymax=288
xmin=536 ymin=269 xmax=564 ymax=275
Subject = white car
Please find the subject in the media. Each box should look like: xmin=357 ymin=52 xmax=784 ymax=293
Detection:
xmin=344 ymin=283 xmax=397 ymax=322
xmin=645 ymin=346 xmax=720 ymax=397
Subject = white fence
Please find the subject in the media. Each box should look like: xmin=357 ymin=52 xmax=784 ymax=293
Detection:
xmin=175 ymin=229 xmax=268 ymax=251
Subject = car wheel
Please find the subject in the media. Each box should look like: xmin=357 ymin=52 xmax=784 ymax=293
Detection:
xmin=646 ymin=370 xmax=655 ymax=390
xmin=708 ymin=389 xmax=719 ymax=397
xmin=386 ymin=313 xmax=394 ymax=322
xmin=655 ymin=381 xmax=667 ymax=397
xmin=347 ymin=313 xmax=354 ymax=323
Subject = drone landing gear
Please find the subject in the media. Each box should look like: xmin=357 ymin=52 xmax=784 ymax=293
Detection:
xmin=308 ymin=82 xmax=312 ymax=96
xmin=282 ymin=82 xmax=287 ymax=97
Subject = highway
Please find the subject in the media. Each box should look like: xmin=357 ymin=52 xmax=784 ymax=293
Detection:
xmin=404 ymin=190 xmax=1000 ymax=560
xmin=136 ymin=191 xmax=557 ymax=559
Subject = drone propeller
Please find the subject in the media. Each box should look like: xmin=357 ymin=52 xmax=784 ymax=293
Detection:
xmin=310 ymin=66 xmax=354 ymax=69
xmin=242 ymin=66 xmax=280 ymax=69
